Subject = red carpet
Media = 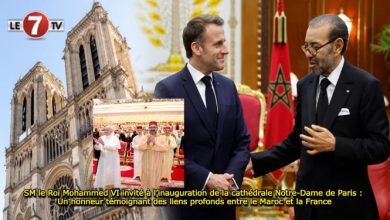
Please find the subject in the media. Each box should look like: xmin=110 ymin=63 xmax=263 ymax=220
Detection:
xmin=93 ymin=159 xmax=184 ymax=188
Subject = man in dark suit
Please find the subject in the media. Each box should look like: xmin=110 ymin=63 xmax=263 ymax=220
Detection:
xmin=154 ymin=14 xmax=250 ymax=219
xmin=248 ymin=14 xmax=390 ymax=220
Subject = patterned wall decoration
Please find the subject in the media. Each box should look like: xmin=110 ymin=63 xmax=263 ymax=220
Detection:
xmin=132 ymin=0 xmax=242 ymax=92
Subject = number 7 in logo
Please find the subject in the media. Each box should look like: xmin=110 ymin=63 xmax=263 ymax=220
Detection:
xmin=28 ymin=16 xmax=42 ymax=36
xmin=23 ymin=12 xmax=49 ymax=38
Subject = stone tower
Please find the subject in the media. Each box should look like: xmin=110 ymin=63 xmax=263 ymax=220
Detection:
xmin=4 ymin=2 xmax=140 ymax=219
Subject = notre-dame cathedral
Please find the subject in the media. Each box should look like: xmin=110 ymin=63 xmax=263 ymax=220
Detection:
xmin=4 ymin=2 xmax=145 ymax=219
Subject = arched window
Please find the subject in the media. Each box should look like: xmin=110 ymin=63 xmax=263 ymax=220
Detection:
xmin=90 ymin=36 xmax=100 ymax=80
xmin=22 ymin=97 xmax=27 ymax=132
xmin=44 ymin=138 xmax=47 ymax=163
xmin=52 ymin=96 xmax=56 ymax=116
xmin=86 ymin=109 xmax=91 ymax=130
xmin=30 ymin=89 xmax=34 ymax=126
xmin=50 ymin=175 xmax=74 ymax=220
xmin=79 ymin=45 xmax=89 ymax=89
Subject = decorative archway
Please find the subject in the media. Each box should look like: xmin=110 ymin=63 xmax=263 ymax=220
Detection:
xmin=44 ymin=164 xmax=74 ymax=220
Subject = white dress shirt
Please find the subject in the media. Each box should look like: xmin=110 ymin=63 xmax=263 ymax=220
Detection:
xmin=187 ymin=62 xmax=219 ymax=112
xmin=316 ymin=57 xmax=344 ymax=107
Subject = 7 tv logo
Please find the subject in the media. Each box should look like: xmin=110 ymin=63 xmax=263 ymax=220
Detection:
xmin=8 ymin=12 xmax=64 ymax=39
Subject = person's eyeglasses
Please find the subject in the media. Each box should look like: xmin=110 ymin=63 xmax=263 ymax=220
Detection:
xmin=301 ymin=38 xmax=337 ymax=56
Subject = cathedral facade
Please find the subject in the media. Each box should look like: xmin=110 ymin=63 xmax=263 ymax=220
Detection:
xmin=4 ymin=3 xmax=143 ymax=219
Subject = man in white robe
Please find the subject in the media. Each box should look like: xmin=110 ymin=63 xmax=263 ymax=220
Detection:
xmin=93 ymin=125 xmax=121 ymax=189
xmin=161 ymin=125 xmax=177 ymax=182
xmin=140 ymin=121 xmax=169 ymax=188
xmin=131 ymin=125 xmax=144 ymax=180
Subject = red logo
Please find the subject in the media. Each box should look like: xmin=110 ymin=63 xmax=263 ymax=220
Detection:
xmin=23 ymin=12 xmax=49 ymax=38
xmin=8 ymin=12 xmax=64 ymax=39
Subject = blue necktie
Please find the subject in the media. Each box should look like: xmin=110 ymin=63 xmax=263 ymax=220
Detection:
xmin=316 ymin=78 xmax=331 ymax=125
xmin=201 ymin=76 xmax=218 ymax=130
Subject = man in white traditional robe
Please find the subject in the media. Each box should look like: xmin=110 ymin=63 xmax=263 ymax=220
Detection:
xmin=140 ymin=121 xmax=169 ymax=188
xmin=93 ymin=125 xmax=121 ymax=189
xmin=161 ymin=125 xmax=177 ymax=182
xmin=131 ymin=125 xmax=144 ymax=180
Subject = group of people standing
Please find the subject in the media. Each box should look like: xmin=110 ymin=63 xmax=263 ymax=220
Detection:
xmin=93 ymin=122 xmax=184 ymax=189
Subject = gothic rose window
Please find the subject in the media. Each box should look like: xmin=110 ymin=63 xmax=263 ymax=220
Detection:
xmin=49 ymin=175 xmax=74 ymax=220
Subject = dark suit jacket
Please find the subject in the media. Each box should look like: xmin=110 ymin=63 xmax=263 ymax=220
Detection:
xmin=154 ymin=66 xmax=250 ymax=220
xmin=252 ymin=61 xmax=390 ymax=220
xmin=155 ymin=66 xmax=250 ymax=189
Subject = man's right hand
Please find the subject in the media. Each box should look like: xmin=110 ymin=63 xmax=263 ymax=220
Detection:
xmin=206 ymin=173 xmax=234 ymax=191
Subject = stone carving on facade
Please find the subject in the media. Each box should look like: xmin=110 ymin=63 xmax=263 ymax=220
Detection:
xmin=82 ymin=147 xmax=90 ymax=160
xmin=93 ymin=6 xmax=108 ymax=24
xmin=20 ymin=196 xmax=27 ymax=213
xmin=30 ymin=135 xmax=37 ymax=146
xmin=39 ymin=168 xmax=45 ymax=180
xmin=68 ymin=154 xmax=73 ymax=166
